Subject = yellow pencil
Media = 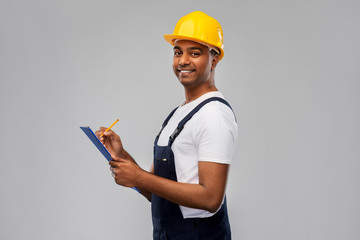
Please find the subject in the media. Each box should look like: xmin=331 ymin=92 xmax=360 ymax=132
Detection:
xmin=100 ymin=119 xmax=119 ymax=137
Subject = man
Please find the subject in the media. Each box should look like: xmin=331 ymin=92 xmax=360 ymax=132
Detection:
xmin=96 ymin=11 xmax=237 ymax=240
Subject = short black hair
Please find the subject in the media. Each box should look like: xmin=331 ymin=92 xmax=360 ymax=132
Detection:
xmin=210 ymin=49 xmax=219 ymax=57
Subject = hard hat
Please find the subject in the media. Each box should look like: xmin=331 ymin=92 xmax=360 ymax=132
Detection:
xmin=164 ymin=11 xmax=224 ymax=60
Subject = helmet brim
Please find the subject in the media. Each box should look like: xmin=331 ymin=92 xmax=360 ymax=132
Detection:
xmin=164 ymin=34 xmax=224 ymax=60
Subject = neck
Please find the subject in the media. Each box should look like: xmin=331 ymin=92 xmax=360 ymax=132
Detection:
xmin=183 ymin=82 xmax=218 ymax=105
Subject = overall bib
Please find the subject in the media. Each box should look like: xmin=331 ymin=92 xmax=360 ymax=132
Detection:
xmin=151 ymin=97 xmax=233 ymax=240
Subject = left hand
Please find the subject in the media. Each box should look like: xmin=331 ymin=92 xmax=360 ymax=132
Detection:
xmin=109 ymin=157 xmax=142 ymax=188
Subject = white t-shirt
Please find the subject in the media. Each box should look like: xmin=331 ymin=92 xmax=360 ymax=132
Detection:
xmin=157 ymin=91 xmax=238 ymax=218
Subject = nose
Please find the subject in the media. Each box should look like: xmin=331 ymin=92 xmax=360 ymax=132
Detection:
xmin=178 ymin=53 xmax=191 ymax=66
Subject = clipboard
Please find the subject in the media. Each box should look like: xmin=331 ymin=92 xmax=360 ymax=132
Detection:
xmin=80 ymin=126 xmax=140 ymax=193
xmin=80 ymin=126 xmax=112 ymax=161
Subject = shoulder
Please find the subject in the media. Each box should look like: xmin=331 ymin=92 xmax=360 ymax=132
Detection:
xmin=194 ymin=98 xmax=236 ymax=126
xmin=189 ymin=98 xmax=238 ymax=163
xmin=190 ymin=98 xmax=238 ymax=141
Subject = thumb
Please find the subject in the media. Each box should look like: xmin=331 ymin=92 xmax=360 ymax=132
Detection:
xmin=111 ymin=155 xmax=127 ymax=162
xmin=103 ymin=129 xmax=119 ymax=138
xmin=103 ymin=130 xmax=113 ymax=136
xmin=111 ymin=153 xmax=118 ymax=161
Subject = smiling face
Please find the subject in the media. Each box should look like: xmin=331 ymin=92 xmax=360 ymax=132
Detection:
xmin=172 ymin=40 xmax=218 ymax=89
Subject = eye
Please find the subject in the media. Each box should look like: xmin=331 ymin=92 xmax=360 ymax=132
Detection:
xmin=191 ymin=52 xmax=201 ymax=57
xmin=173 ymin=51 xmax=182 ymax=57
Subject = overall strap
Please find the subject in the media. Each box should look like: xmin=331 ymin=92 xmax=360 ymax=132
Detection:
xmin=155 ymin=106 xmax=179 ymax=144
xmin=169 ymin=97 xmax=234 ymax=146
xmin=162 ymin=107 xmax=179 ymax=128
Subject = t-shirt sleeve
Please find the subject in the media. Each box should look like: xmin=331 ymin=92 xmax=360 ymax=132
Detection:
xmin=193 ymin=102 xmax=238 ymax=164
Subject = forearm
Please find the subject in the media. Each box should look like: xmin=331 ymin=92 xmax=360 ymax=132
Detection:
xmin=135 ymin=170 xmax=223 ymax=213
xmin=137 ymin=184 xmax=153 ymax=202
xmin=120 ymin=150 xmax=153 ymax=202
xmin=111 ymin=149 xmax=228 ymax=209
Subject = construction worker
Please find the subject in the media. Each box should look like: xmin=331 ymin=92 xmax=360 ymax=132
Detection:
xmin=96 ymin=11 xmax=237 ymax=240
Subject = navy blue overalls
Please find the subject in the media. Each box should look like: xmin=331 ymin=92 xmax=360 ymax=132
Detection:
xmin=151 ymin=97 xmax=233 ymax=240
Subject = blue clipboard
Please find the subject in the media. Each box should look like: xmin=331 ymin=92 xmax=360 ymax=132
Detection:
xmin=80 ymin=126 xmax=140 ymax=193
xmin=80 ymin=126 xmax=112 ymax=161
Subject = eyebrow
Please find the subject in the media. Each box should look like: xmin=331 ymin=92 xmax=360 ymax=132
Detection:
xmin=188 ymin=47 xmax=204 ymax=52
xmin=173 ymin=46 xmax=204 ymax=53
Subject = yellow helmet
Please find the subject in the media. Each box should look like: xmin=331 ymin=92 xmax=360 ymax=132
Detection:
xmin=164 ymin=11 xmax=224 ymax=60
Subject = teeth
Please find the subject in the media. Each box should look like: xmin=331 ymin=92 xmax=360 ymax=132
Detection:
xmin=180 ymin=70 xmax=193 ymax=73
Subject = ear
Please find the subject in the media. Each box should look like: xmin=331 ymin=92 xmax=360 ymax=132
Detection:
xmin=211 ymin=54 xmax=220 ymax=69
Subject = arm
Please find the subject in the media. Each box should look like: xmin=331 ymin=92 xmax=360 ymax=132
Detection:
xmin=109 ymin=158 xmax=229 ymax=213
xmin=97 ymin=124 xmax=231 ymax=212
xmin=95 ymin=127 xmax=153 ymax=201
xmin=112 ymin=149 xmax=154 ymax=202
xmin=137 ymin=163 xmax=154 ymax=202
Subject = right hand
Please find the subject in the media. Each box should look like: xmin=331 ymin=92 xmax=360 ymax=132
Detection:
xmin=95 ymin=127 xmax=125 ymax=159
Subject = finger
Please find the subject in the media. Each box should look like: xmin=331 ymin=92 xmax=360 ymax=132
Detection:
xmin=109 ymin=160 xmax=126 ymax=167
xmin=96 ymin=130 xmax=105 ymax=139
xmin=111 ymin=154 xmax=120 ymax=161
xmin=99 ymin=126 xmax=107 ymax=131
xmin=102 ymin=131 xmax=112 ymax=136
xmin=112 ymin=156 xmax=128 ymax=163
xmin=102 ymin=129 xmax=117 ymax=138
xmin=98 ymin=127 xmax=109 ymax=134
xmin=109 ymin=160 xmax=118 ymax=167
xmin=98 ymin=127 xmax=106 ymax=136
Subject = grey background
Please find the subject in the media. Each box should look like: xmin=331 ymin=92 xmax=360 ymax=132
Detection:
xmin=1 ymin=0 xmax=359 ymax=239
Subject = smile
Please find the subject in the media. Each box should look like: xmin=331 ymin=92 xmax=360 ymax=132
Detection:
xmin=177 ymin=69 xmax=195 ymax=73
